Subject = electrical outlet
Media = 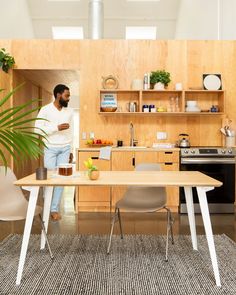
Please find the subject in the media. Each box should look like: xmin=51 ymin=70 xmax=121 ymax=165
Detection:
xmin=90 ymin=132 xmax=95 ymax=139
xmin=82 ymin=132 xmax=86 ymax=140
xmin=157 ymin=132 xmax=167 ymax=140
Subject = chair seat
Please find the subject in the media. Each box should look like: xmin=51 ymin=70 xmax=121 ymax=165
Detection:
xmin=116 ymin=187 xmax=166 ymax=212
xmin=0 ymin=205 xmax=42 ymax=221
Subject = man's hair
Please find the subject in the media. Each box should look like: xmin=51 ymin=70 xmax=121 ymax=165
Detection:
xmin=53 ymin=84 xmax=69 ymax=99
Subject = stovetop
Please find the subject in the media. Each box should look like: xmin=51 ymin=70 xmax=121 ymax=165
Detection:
xmin=180 ymin=146 xmax=236 ymax=157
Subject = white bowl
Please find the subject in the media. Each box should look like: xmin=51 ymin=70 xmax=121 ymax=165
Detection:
xmin=186 ymin=100 xmax=197 ymax=107
xmin=186 ymin=106 xmax=201 ymax=112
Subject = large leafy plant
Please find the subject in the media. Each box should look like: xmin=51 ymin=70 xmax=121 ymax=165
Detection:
xmin=0 ymin=84 xmax=46 ymax=170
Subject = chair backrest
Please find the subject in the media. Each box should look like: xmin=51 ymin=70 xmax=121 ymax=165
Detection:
xmin=135 ymin=163 xmax=161 ymax=172
xmin=0 ymin=167 xmax=29 ymax=218
xmin=120 ymin=162 xmax=167 ymax=211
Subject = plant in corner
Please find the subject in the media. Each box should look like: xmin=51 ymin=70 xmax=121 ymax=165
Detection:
xmin=0 ymin=83 xmax=46 ymax=172
xmin=150 ymin=70 xmax=171 ymax=89
xmin=84 ymin=157 xmax=100 ymax=180
xmin=0 ymin=48 xmax=15 ymax=73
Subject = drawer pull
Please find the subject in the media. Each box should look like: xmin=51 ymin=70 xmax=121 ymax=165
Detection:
xmin=164 ymin=162 xmax=173 ymax=165
xmin=165 ymin=152 xmax=173 ymax=154
xmin=132 ymin=157 xmax=135 ymax=166
xmin=91 ymin=156 xmax=99 ymax=160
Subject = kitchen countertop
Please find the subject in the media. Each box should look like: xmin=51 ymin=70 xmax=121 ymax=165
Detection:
xmin=77 ymin=147 xmax=180 ymax=152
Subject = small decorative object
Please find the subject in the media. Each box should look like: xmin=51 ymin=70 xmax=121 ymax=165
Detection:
xmin=0 ymin=48 xmax=15 ymax=73
xmin=203 ymin=74 xmax=222 ymax=90
xmin=150 ymin=70 xmax=171 ymax=89
xmin=175 ymin=82 xmax=182 ymax=90
xmin=58 ymin=163 xmax=73 ymax=176
xmin=84 ymin=157 xmax=100 ymax=180
xmin=36 ymin=167 xmax=47 ymax=180
xmin=100 ymin=93 xmax=117 ymax=112
xmin=131 ymin=79 xmax=143 ymax=90
xmin=102 ymin=75 xmax=119 ymax=89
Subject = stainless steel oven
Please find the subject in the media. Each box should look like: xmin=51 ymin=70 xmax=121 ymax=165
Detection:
xmin=180 ymin=147 xmax=236 ymax=213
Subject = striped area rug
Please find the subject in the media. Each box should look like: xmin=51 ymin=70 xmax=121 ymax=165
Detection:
xmin=0 ymin=234 xmax=236 ymax=295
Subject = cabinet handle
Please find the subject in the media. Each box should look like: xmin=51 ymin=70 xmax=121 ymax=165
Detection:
xmin=132 ymin=157 xmax=135 ymax=166
xmin=165 ymin=152 xmax=173 ymax=154
xmin=91 ymin=156 xmax=99 ymax=160
xmin=164 ymin=162 xmax=173 ymax=165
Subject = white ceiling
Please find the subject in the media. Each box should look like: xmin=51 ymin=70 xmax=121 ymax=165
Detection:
xmin=26 ymin=0 xmax=180 ymax=39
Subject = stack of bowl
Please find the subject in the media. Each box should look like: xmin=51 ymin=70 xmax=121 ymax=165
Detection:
xmin=185 ymin=101 xmax=201 ymax=112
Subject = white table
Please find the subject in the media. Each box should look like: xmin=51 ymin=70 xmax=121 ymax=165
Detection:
xmin=14 ymin=170 xmax=222 ymax=286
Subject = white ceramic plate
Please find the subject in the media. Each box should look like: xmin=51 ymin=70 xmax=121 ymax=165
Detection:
xmin=203 ymin=75 xmax=221 ymax=90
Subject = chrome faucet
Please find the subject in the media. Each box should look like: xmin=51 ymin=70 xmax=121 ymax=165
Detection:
xmin=129 ymin=122 xmax=138 ymax=146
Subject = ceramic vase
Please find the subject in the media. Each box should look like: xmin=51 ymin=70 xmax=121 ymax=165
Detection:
xmin=89 ymin=170 xmax=100 ymax=180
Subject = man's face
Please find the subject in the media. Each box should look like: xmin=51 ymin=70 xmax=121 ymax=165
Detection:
xmin=59 ymin=89 xmax=70 ymax=108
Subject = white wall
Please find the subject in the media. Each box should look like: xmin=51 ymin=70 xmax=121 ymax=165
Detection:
xmin=220 ymin=0 xmax=236 ymax=39
xmin=0 ymin=0 xmax=34 ymax=38
xmin=175 ymin=0 xmax=219 ymax=39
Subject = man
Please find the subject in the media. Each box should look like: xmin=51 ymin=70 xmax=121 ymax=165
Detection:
xmin=35 ymin=84 xmax=74 ymax=221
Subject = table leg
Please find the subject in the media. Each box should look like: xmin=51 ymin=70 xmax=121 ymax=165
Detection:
xmin=40 ymin=186 xmax=53 ymax=250
xmin=16 ymin=186 xmax=39 ymax=285
xmin=197 ymin=187 xmax=221 ymax=287
xmin=184 ymin=186 xmax=198 ymax=250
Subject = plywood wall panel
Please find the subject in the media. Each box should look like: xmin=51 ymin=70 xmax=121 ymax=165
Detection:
xmin=1 ymin=39 xmax=236 ymax=149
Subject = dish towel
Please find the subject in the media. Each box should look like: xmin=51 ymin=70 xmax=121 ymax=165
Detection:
xmin=99 ymin=146 xmax=112 ymax=160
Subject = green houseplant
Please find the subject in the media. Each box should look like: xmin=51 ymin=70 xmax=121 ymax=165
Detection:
xmin=0 ymin=84 xmax=46 ymax=171
xmin=0 ymin=48 xmax=15 ymax=73
xmin=150 ymin=70 xmax=171 ymax=89
xmin=84 ymin=157 xmax=99 ymax=180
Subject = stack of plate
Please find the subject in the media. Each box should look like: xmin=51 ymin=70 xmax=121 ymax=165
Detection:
xmin=185 ymin=100 xmax=201 ymax=112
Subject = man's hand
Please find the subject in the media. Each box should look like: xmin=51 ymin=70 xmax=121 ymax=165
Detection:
xmin=58 ymin=123 xmax=69 ymax=131
xmin=69 ymin=153 xmax=73 ymax=163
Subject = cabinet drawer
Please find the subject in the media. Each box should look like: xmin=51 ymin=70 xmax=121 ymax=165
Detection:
xmin=159 ymin=151 xmax=179 ymax=163
xmin=78 ymin=151 xmax=111 ymax=170
xmin=160 ymin=163 xmax=179 ymax=171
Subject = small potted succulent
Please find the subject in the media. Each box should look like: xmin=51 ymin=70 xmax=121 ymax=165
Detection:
xmin=84 ymin=157 xmax=100 ymax=180
xmin=150 ymin=70 xmax=171 ymax=90
xmin=0 ymin=48 xmax=15 ymax=73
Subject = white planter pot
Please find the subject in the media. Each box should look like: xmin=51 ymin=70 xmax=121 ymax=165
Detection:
xmin=154 ymin=82 xmax=165 ymax=90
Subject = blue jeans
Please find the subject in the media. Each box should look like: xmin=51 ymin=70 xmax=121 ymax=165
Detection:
xmin=44 ymin=145 xmax=71 ymax=212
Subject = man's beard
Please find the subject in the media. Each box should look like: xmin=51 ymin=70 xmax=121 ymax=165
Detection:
xmin=59 ymin=98 xmax=68 ymax=108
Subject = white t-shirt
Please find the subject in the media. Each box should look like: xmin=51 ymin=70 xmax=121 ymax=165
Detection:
xmin=35 ymin=102 xmax=74 ymax=149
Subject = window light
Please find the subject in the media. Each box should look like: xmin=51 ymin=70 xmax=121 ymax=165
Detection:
xmin=52 ymin=26 xmax=84 ymax=39
xmin=126 ymin=26 xmax=157 ymax=40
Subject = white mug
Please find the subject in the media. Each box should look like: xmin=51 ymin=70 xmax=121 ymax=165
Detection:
xmin=175 ymin=83 xmax=182 ymax=91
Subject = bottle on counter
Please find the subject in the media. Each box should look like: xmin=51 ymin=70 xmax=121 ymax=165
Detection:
xmin=143 ymin=73 xmax=148 ymax=90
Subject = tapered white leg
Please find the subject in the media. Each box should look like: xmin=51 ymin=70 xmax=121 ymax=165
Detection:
xmin=40 ymin=186 xmax=53 ymax=249
xmin=184 ymin=186 xmax=198 ymax=250
xmin=16 ymin=186 xmax=39 ymax=285
xmin=197 ymin=187 xmax=221 ymax=287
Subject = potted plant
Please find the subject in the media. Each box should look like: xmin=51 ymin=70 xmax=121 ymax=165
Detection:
xmin=0 ymin=48 xmax=15 ymax=73
xmin=0 ymin=83 xmax=46 ymax=172
xmin=84 ymin=157 xmax=100 ymax=180
xmin=150 ymin=70 xmax=171 ymax=90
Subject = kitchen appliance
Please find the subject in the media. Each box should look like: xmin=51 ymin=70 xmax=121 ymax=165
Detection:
xmin=178 ymin=133 xmax=190 ymax=148
xmin=180 ymin=147 xmax=236 ymax=213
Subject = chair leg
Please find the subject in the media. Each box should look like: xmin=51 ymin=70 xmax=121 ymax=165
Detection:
xmin=107 ymin=208 xmax=118 ymax=254
xmin=39 ymin=214 xmax=54 ymax=259
xmin=117 ymin=208 xmax=123 ymax=239
xmin=164 ymin=207 xmax=174 ymax=262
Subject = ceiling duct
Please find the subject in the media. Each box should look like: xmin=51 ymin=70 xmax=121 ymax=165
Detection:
xmin=88 ymin=0 xmax=104 ymax=39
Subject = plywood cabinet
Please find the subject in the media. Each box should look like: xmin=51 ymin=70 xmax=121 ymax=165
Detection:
xmin=77 ymin=149 xmax=179 ymax=212
xmin=76 ymin=151 xmax=111 ymax=212
xmin=135 ymin=151 xmax=179 ymax=209
xmin=111 ymin=151 xmax=134 ymax=207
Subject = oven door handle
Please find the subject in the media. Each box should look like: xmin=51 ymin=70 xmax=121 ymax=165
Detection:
xmin=181 ymin=158 xmax=235 ymax=164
